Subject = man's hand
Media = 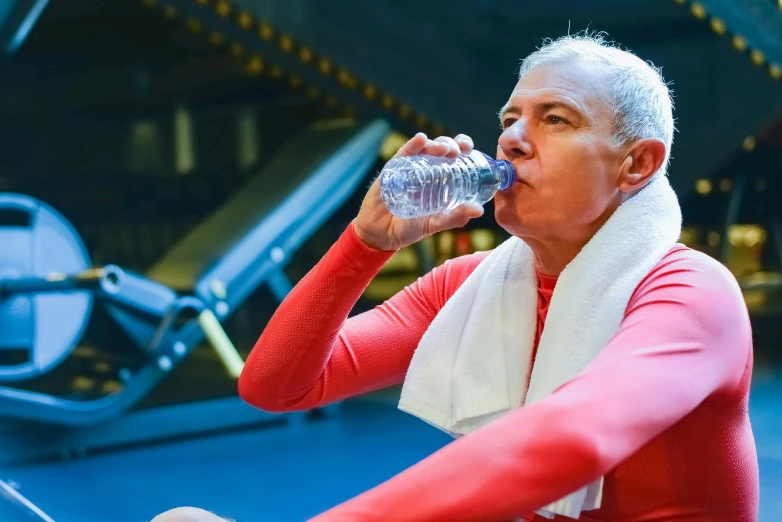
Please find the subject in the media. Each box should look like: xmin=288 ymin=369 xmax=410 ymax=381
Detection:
xmin=353 ymin=133 xmax=484 ymax=251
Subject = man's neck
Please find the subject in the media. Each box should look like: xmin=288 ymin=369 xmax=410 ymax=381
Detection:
xmin=524 ymin=202 xmax=621 ymax=276
xmin=529 ymin=238 xmax=586 ymax=276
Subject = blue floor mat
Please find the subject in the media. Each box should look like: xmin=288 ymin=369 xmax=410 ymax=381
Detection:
xmin=5 ymin=400 xmax=452 ymax=522
xmin=749 ymin=372 xmax=782 ymax=521
xmin=6 ymin=376 xmax=782 ymax=522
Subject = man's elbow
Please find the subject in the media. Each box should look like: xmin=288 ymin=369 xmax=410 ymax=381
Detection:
xmin=237 ymin=367 xmax=287 ymax=413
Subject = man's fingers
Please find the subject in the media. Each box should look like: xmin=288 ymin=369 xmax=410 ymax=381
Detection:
xmin=427 ymin=203 xmax=484 ymax=234
xmin=433 ymin=136 xmax=461 ymax=158
xmin=395 ymin=132 xmax=428 ymax=157
xmin=395 ymin=133 xmax=473 ymax=159
xmin=454 ymin=134 xmax=474 ymax=154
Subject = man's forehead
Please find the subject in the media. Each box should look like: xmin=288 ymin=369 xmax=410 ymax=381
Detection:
xmin=503 ymin=63 xmax=611 ymax=114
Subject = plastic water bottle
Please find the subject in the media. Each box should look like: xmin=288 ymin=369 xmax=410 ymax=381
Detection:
xmin=379 ymin=150 xmax=515 ymax=218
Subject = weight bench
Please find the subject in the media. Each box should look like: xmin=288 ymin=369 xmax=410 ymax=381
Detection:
xmin=0 ymin=480 xmax=55 ymax=522
xmin=0 ymin=118 xmax=391 ymax=427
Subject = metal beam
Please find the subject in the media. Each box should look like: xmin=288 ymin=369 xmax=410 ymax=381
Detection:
xmin=698 ymin=0 xmax=782 ymax=67
xmin=159 ymin=0 xmax=422 ymax=135
xmin=0 ymin=0 xmax=51 ymax=55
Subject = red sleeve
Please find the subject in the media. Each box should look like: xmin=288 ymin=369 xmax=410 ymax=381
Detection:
xmin=309 ymin=249 xmax=753 ymax=521
xmin=238 ymin=223 xmax=487 ymax=412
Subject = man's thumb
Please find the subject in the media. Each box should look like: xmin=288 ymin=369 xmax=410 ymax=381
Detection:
xmin=429 ymin=203 xmax=484 ymax=233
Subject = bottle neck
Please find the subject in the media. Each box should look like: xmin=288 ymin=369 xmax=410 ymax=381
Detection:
xmin=494 ymin=160 xmax=516 ymax=190
xmin=475 ymin=151 xmax=516 ymax=190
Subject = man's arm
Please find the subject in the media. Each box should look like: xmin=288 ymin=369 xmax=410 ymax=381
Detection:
xmin=310 ymin=251 xmax=752 ymax=521
xmin=238 ymin=223 xmax=486 ymax=412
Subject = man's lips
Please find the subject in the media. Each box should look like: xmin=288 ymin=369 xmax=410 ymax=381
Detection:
xmin=512 ymin=171 xmax=530 ymax=186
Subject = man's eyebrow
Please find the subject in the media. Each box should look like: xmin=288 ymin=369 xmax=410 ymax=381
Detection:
xmin=497 ymin=100 xmax=586 ymax=122
xmin=497 ymin=103 xmax=518 ymax=122
xmin=534 ymin=100 xmax=585 ymax=117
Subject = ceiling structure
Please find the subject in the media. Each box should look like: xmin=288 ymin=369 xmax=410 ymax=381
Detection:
xmin=1 ymin=0 xmax=781 ymax=197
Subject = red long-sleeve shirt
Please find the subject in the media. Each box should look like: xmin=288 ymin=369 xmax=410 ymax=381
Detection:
xmin=238 ymin=223 xmax=758 ymax=521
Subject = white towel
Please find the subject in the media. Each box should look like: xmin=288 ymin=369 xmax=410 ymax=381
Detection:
xmin=398 ymin=176 xmax=682 ymax=519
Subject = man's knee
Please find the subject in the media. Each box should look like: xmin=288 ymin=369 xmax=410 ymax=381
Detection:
xmin=151 ymin=507 xmax=232 ymax=522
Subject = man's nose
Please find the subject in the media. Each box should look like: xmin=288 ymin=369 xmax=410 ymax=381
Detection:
xmin=498 ymin=119 xmax=533 ymax=161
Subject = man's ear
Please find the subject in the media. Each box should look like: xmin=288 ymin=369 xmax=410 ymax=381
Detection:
xmin=618 ymin=139 xmax=667 ymax=192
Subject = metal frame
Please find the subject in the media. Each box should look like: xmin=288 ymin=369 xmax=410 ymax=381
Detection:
xmin=0 ymin=396 xmax=341 ymax=466
xmin=0 ymin=119 xmax=390 ymax=427
xmin=698 ymin=0 xmax=782 ymax=68
xmin=0 ymin=480 xmax=55 ymax=521
xmin=0 ymin=0 xmax=51 ymax=55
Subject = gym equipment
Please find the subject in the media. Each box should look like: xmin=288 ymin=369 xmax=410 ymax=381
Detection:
xmin=0 ymin=119 xmax=390 ymax=456
xmin=0 ymin=480 xmax=54 ymax=522
xmin=0 ymin=195 xmax=97 ymax=382
xmin=1 ymin=0 xmax=51 ymax=55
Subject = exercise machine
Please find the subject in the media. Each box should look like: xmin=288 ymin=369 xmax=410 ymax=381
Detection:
xmin=0 ymin=118 xmax=391 ymax=463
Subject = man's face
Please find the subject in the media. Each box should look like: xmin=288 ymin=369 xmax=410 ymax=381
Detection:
xmin=494 ymin=61 xmax=626 ymax=243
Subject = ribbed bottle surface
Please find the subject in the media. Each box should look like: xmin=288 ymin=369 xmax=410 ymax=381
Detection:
xmin=380 ymin=150 xmax=514 ymax=219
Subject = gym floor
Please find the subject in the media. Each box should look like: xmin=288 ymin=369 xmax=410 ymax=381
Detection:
xmin=5 ymin=367 xmax=782 ymax=522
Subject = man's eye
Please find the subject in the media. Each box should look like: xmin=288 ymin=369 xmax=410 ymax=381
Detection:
xmin=546 ymin=115 xmax=566 ymax=125
xmin=502 ymin=118 xmax=517 ymax=129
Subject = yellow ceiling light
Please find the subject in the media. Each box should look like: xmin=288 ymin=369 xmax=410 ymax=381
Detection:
xmin=690 ymin=2 xmax=707 ymax=19
xmin=298 ymin=46 xmax=313 ymax=63
xmin=245 ymin=56 xmax=263 ymax=75
xmin=695 ymin=178 xmax=712 ymax=195
xmin=337 ymin=69 xmax=358 ymax=89
xmin=279 ymin=34 xmax=294 ymax=53
xmin=750 ymin=49 xmax=765 ymax=67
xmin=237 ymin=11 xmax=253 ymax=30
xmin=709 ymin=17 xmax=726 ymax=36
xmin=363 ymin=84 xmax=377 ymax=100
xmin=732 ymin=35 xmax=747 ymax=52
xmin=215 ymin=0 xmax=231 ymax=17
xmin=318 ymin=58 xmax=333 ymax=75
xmin=258 ymin=22 xmax=274 ymax=41
xmin=381 ymin=94 xmax=395 ymax=110
xmin=742 ymin=135 xmax=757 ymax=152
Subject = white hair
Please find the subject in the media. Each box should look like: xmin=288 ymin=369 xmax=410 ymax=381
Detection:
xmin=518 ymin=33 xmax=675 ymax=177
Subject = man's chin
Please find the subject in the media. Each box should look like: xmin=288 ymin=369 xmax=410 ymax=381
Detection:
xmin=493 ymin=204 xmax=522 ymax=234
xmin=495 ymin=199 xmax=540 ymax=237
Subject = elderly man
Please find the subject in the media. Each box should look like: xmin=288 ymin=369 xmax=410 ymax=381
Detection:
xmin=165 ymin=33 xmax=758 ymax=521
